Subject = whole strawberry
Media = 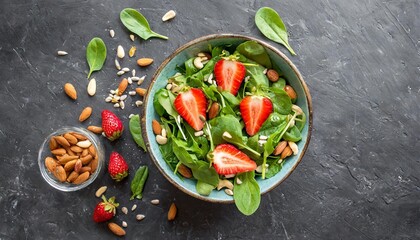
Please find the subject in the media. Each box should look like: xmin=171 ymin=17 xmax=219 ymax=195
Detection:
xmin=108 ymin=152 xmax=129 ymax=182
xmin=93 ymin=196 xmax=119 ymax=223
xmin=101 ymin=110 xmax=124 ymax=141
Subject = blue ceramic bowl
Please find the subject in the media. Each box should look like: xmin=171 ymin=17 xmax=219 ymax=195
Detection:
xmin=143 ymin=34 xmax=312 ymax=203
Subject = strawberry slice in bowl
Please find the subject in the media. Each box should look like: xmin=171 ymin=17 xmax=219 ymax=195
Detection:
xmin=239 ymin=96 xmax=273 ymax=136
xmin=174 ymin=88 xmax=207 ymax=131
xmin=214 ymin=59 xmax=246 ymax=96
xmin=211 ymin=144 xmax=257 ymax=175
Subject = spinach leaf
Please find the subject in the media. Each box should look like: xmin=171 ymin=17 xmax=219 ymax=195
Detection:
xmin=265 ymin=158 xmax=284 ymax=178
xmin=283 ymin=125 xmax=302 ymax=142
xmin=271 ymin=78 xmax=286 ymax=89
xmin=153 ymin=89 xmax=178 ymax=117
xmin=159 ymin=139 xmax=179 ymax=170
xmin=196 ymin=180 xmax=215 ymax=196
xmin=236 ymin=41 xmax=272 ymax=68
xmin=259 ymin=113 xmax=287 ymax=136
xmin=129 ymin=114 xmax=147 ymax=152
xmin=120 ymin=8 xmax=168 ymax=40
xmin=86 ymin=37 xmax=106 ymax=78
xmin=255 ymin=7 xmax=296 ymax=55
xmin=188 ymin=56 xmax=221 ymax=87
xmin=185 ymin=58 xmax=199 ymax=77
xmin=211 ymin=46 xmax=224 ymax=57
xmin=221 ymin=91 xmax=240 ymax=106
xmin=295 ymin=111 xmax=306 ymax=132
xmin=268 ymin=89 xmax=292 ymax=114
xmin=130 ymin=166 xmax=148 ymax=200
xmin=209 ymin=115 xmax=243 ymax=145
xmin=234 ymin=171 xmax=261 ymax=215
xmin=245 ymin=62 xmax=269 ymax=90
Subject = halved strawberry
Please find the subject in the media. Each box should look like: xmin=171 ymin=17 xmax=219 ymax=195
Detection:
xmin=214 ymin=59 xmax=246 ymax=96
xmin=239 ymin=96 xmax=273 ymax=136
xmin=174 ymin=88 xmax=207 ymax=131
xmin=212 ymin=144 xmax=257 ymax=175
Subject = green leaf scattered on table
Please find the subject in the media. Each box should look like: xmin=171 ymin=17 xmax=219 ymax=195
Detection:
xmin=86 ymin=37 xmax=107 ymax=78
xmin=129 ymin=114 xmax=147 ymax=152
xmin=120 ymin=8 xmax=168 ymax=40
xmin=130 ymin=165 xmax=149 ymax=200
xmin=255 ymin=7 xmax=296 ymax=55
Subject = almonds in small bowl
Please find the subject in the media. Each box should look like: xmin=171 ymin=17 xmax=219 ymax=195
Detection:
xmin=38 ymin=127 xmax=104 ymax=191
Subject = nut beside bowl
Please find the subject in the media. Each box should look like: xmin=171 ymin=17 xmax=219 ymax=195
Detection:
xmin=38 ymin=126 xmax=105 ymax=192
xmin=143 ymin=34 xmax=313 ymax=203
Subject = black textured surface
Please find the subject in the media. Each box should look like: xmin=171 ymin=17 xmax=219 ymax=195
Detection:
xmin=1 ymin=0 xmax=419 ymax=239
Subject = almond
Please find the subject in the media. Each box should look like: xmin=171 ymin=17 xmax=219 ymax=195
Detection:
xmin=51 ymin=148 xmax=66 ymax=155
xmin=63 ymin=133 xmax=78 ymax=145
xmin=64 ymin=146 xmax=76 ymax=156
xmin=137 ymin=58 xmax=153 ymax=67
xmin=81 ymin=149 xmax=89 ymax=157
xmin=88 ymin=145 xmax=96 ymax=157
xmin=108 ymin=222 xmax=126 ymax=236
xmin=280 ymin=146 xmax=293 ymax=159
xmin=135 ymin=87 xmax=147 ymax=96
xmin=45 ymin=157 xmax=58 ymax=173
xmin=80 ymin=154 xmax=93 ymax=165
xmin=167 ymin=202 xmax=177 ymax=221
xmin=53 ymin=166 xmax=67 ymax=182
xmin=49 ymin=137 xmax=58 ymax=150
xmin=74 ymin=159 xmax=82 ymax=173
xmin=73 ymin=171 xmax=90 ymax=184
xmin=70 ymin=132 xmax=87 ymax=141
xmin=90 ymin=157 xmax=98 ymax=173
xmin=117 ymin=78 xmax=128 ymax=96
xmin=64 ymin=159 xmax=78 ymax=171
xmin=273 ymin=141 xmax=287 ymax=156
xmin=177 ymin=164 xmax=192 ymax=178
xmin=66 ymin=171 xmax=79 ymax=182
xmin=208 ymin=102 xmax=220 ymax=119
xmin=58 ymin=155 xmax=79 ymax=164
xmin=64 ymin=83 xmax=77 ymax=100
xmin=284 ymin=85 xmax=297 ymax=101
xmin=87 ymin=125 xmax=103 ymax=134
xmin=70 ymin=146 xmax=83 ymax=153
xmin=80 ymin=166 xmax=92 ymax=173
xmin=55 ymin=136 xmax=70 ymax=147
xmin=152 ymin=119 xmax=162 ymax=135
xmin=77 ymin=140 xmax=92 ymax=148
xmin=79 ymin=107 xmax=92 ymax=122
xmin=266 ymin=69 xmax=280 ymax=82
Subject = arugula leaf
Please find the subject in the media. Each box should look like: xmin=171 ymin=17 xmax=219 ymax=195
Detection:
xmin=234 ymin=171 xmax=261 ymax=215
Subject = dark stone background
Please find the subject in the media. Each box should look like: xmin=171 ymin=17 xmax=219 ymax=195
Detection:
xmin=0 ymin=0 xmax=419 ymax=239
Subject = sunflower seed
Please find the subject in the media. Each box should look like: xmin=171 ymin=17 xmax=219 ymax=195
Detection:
xmin=105 ymin=97 xmax=112 ymax=102
xmin=208 ymin=79 xmax=213 ymax=85
xmin=156 ymin=135 xmax=168 ymax=145
xmin=132 ymin=69 xmax=136 ymax=77
xmin=131 ymin=76 xmax=140 ymax=81
xmin=131 ymin=204 xmax=137 ymax=211
xmin=117 ymin=45 xmax=125 ymax=59
xmin=127 ymin=77 xmax=133 ymax=84
xmin=120 ymin=95 xmax=127 ymax=101
xmin=259 ymin=135 xmax=268 ymax=140
xmin=110 ymin=89 xmax=116 ymax=94
xmin=150 ymin=199 xmax=160 ymax=205
xmin=117 ymin=70 xmax=125 ymax=76
xmin=263 ymin=68 xmax=268 ymax=74
xmin=120 ymin=101 xmax=125 ymax=109
xmin=57 ymin=51 xmax=68 ymax=56
xmin=129 ymin=91 xmax=136 ymax=96
xmin=136 ymin=214 xmax=145 ymax=221
xmin=236 ymin=178 xmax=242 ymax=185
xmin=161 ymin=129 xmax=167 ymax=138
xmin=122 ymin=67 xmax=130 ymax=72
xmin=130 ymin=34 xmax=135 ymax=41
xmin=197 ymin=52 xmax=206 ymax=57
xmin=135 ymin=100 xmax=143 ymax=107
xmin=194 ymin=131 xmax=204 ymax=137
xmin=166 ymin=84 xmax=173 ymax=90
xmin=224 ymin=189 xmax=234 ymax=196
xmin=115 ymin=58 xmax=121 ymax=70
xmin=193 ymin=57 xmax=203 ymax=69
xmin=121 ymin=207 xmax=128 ymax=215
xmin=162 ymin=10 xmax=176 ymax=21
xmin=122 ymin=221 xmax=127 ymax=228
xmin=113 ymin=103 xmax=120 ymax=108
xmin=109 ymin=29 xmax=115 ymax=38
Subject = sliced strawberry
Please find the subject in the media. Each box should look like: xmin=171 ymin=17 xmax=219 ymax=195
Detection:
xmin=239 ymin=96 xmax=273 ymax=136
xmin=214 ymin=59 xmax=246 ymax=96
xmin=212 ymin=144 xmax=257 ymax=175
xmin=174 ymin=88 xmax=207 ymax=131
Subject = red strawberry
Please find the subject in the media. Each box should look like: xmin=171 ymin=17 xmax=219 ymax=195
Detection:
xmin=101 ymin=110 xmax=124 ymax=141
xmin=212 ymin=144 xmax=257 ymax=175
xmin=174 ymin=88 xmax=207 ymax=131
xmin=93 ymin=195 xmax=119 ymax=223
xmin=214 ymin=59 xmax=246 ymax=95
xmin=239 ymin=96 xmax=273 ymax=136
xmin=108 ymin=152 xmax=129 ymax=182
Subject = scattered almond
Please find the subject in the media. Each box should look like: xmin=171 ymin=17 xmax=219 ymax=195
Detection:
xmin=152 ymin=119 xmax=162 ymax=135
xmin=273 ymin=141 xmax=287 ymax=156
xmin=135 ymin=87 xmax=147 ymax=96
xmin=95 ymin=186 xmax=108 ymax=197
xmin=87 ymin=126 xmax=103 ymax=134
xmin=266 ymin=69 xmax=280 ymax=82
xmin=167 ymin=202 xmax=177 ymax=221
xmin=208 ymin=102 xmax=220 ymax=119
xmin=129 ymin=46 xmax=136 ymax=57
xmin=79 ymin=107 xmax=92 ymax=122
xmin=177 ymin=164 xmax=192 ymax=178
xmin=137 ymin=58 xmax=153 ymax=67
xmin=108 ymin=222 xmax=126 ymax=236
xmin=284 ymin=85 xmax=297 ymax=101
xmin=117 ymin=78 xmax=128 ymax=96
xmin=64 ymin=83 xmax=77 ymax=100
xmin=73 ymin=171 xmax=90 ymax=184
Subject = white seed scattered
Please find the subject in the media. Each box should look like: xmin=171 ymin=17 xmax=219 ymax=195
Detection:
xmin=132 ymin=69 xmax=136 ymax=77
xmin=161 ymin=128 xmax=167 ymax=138
xmin=277 ymin=159 xmax=284 ymax=164
xmin=256 ymin=165 xmax=263 ymax=173
xmin=150 ymin=199 xmax=160 ymax=205
xmin=120 ymin=95 xmax=127 ymax=101
xmin=105 ymin=96 xmax=112 ymax=102
xmin=117 ymin=45 xmax=125 ymax=59
xmin=259 ymin=135 xmax=268 ymax=140
xmin=194 ymin=130 xmax=204 ymax=137
xmin=166 ymin=83 xmax=173 ymax=90
xmin=117 ymin=70 xmax=125 ymax=76
xmin=236 ymin=178 xmax=242 ymax=185
xmin=222 ymin=132 xmax=232 ymax=139
xmin=224 ymin=189 xmax=234 ymax=196
xmin=156 ymin=135 xmax=168 ymax=145
xmin=121 ymin=207 xmax=128 ymax=215
xmin=87 ymin=78 xmax=96 ymax=96
xmin=109 ymin=29 xmax=115 ymax=38
xmin=57 ymin=51 xmax=68 ymax=56
xmin=288 ymin=141 xmax=299 ymax=155
xmin=197 ymin=52 xmax=206 ymax=57
xmin=263 ymin=68 xmax=268 ymax=74
xmin=208 ymin=79 xmax=213 ymax=85
xmin=244 ymin=76 xmax=251 ymax=82
xmin=108 ymin=93 xmax=114 ymax=97
xmin=115 ymin=58 xmax=121 ymax=70
xmin=122 ymin=67 xmax=130 ymax=72
xmin=131 ymin=76 xmax=140 ymax=81
xmin=224 ymin=174 xmax=236 ymax=179
xmin=208 ymin=73 xmax=213 ymax=82
xmin=95 ymin=186 xmax=107 ymax=197
xmin=102 ymin=132 xmax=106 ymax=137
xmin=114 ymin=95 xmax=121 ymax=101
xmin=129 ymin=91 xmax=136 ymax=96
xmin=114 ymin=103 xmax=120 ymax=108
xmin=122 ymin=221 xmax=127 ymax=228
xmin=135 ymin=100 xmax=143 ymax=107
xmin=289 ymin=119 xmax=295 ymax=128
xmin=76 ymin=140 xmax=92 ymax=148
xmin=292 ymin=104 xmax=303 ymax=116
xmin=127 ymin=77 xmax=133 ymax=84
xmin=136 ymin=214 xmax=145 ymax=221
xmin=162 ymin=10 xmax=176 ymax=21
xmin=120 ymin=101 xmax=125 ymax=109
xmin=110 ymin=89 xmax=116 ymax=94
xmin=129 ymin=114 xmax=134 ymax=119
xmin=131 ymin=204 xmax=137 ymax=212
xmin=193 ymin=57 xmax=204 ymax=69
xmin=138 ymin=76 xmax=146 ymax=85
xmin=130 ymin=34 xmax=135 ymax=42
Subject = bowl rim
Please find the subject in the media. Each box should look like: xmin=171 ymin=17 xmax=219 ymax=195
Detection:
xmin=142 ymin=33 xmax=313 ymax=203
